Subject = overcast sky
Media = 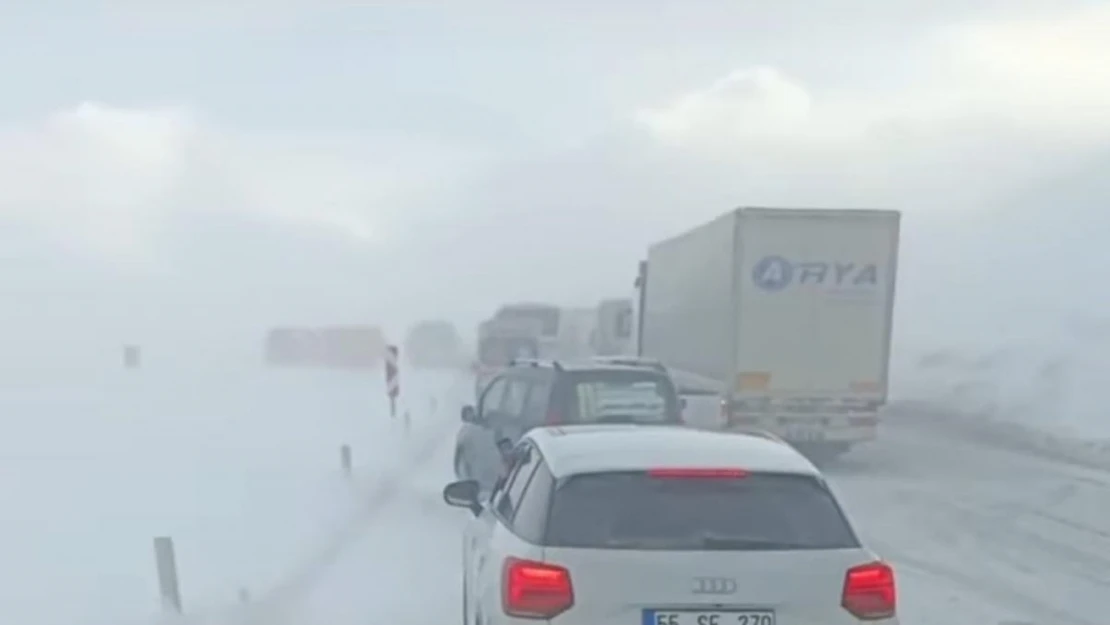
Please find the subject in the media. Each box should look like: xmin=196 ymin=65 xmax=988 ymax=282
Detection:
xmin=0 ymin=0 xmax=1107 ymax=369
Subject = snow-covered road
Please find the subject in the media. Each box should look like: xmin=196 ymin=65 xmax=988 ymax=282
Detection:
xmin=831 ymin=408 xmax=1110 ymax=625
xmin=267 ymin=428 xmax=463 ymax=625
xmin=256 ymin=407 xmax=1110 ymax=625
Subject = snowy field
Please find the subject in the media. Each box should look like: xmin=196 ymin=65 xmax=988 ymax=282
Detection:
xmin=891 ymin=325 xmax=1110 ymax=445
xmin=888 ymin=326 xmax=1110 ymax=468
xmin=0 ymin=364 xmax=468 ymax=625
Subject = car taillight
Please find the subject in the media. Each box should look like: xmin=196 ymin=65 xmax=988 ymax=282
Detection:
xmin=841 ymin=561 xmax=896 ymax=620
xmin=647 ymin=467 xmax=748 ymax=479
xmin=502 ymin=557 xmax=574 ymax=619
xmin=545 ymin=410 xmax=561 ymax=424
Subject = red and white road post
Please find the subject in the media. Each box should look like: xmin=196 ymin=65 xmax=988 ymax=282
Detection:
xmin=385 ymin=344 xmax=400 ymax=419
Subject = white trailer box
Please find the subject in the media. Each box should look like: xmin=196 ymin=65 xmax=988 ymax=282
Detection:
xmin=591 ymin=298 xmax=634 ymax=357
xmin=639 ymin=207 xmax=900 ymax=455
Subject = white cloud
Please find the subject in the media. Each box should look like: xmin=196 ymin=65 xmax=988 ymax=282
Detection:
xmin=631 ymin=5 xmax=1110 ymax=212
xmin=933 ymin=4 xmax=1110 ymax=130
xmin=3 ymin=4 xmax=1108 ymax=392
xmin=0 ymin=103 xmax=192 ymax=264
xmin=639 ymin=5 xmax=1110 ymax=140
xmin=634 ymin=67 xmax=816 ymax=146
xmin=0 ymin=102 xmax=487 ymax=269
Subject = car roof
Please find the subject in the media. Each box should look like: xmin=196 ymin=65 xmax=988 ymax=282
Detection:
xmin=526 ymin=424 xmax=818 ymax=479
xmin=509 ymin=359 xmax=666 ymax=374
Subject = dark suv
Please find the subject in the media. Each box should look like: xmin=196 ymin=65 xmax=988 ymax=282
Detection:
xmin=453 ymin=358 xmax=684 ymax=490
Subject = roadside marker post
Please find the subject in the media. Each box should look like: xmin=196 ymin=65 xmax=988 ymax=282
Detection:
xmin=385 ymin=345 xmax=400 ymax=419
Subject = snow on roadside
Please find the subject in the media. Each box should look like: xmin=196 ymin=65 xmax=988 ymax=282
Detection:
xmin=154 ymin=367 xmax=468 ymax=625
xmin=0 ymin=366 xmax=468 ymax=625
xmin=888 ymin=325 xmax=1110 ymax=469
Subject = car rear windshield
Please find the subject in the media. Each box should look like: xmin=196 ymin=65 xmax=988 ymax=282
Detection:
xmin=561 ymin=371 xmax=681 ymax=425
xmin=478 ymin=337 xmax=538 ymax=366
xmin=544 ymin=471 xmax=859 ymax=551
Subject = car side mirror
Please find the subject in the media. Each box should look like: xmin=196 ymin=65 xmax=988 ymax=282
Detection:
xmin=461 ymin=405 xmax=480 ymax=424
xmin=442 ymin=479 xmax=482 ymax=516
xmin=496 ymin=437 xmax=514 ymax=460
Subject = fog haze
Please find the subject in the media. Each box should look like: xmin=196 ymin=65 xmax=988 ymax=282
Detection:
xmin=3 ymin=4 xmax=1110 ymax=625
xmin=2 ymin=0 xmax=1108 ymax=413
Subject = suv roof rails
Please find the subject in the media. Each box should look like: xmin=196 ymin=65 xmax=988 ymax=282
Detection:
xmin=509 ymin=358 xmax=564 ymax=371
xmin=731 ymin=427 xmax=789 ymax=446
xmin=591 ymin=356 xmax=668 ymax=373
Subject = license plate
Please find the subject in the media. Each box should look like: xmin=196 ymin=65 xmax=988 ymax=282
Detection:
xmin=784 ymin=426 xmax=826 ymax=442
xmin=643 ymin=609 xmax=775 ymax=625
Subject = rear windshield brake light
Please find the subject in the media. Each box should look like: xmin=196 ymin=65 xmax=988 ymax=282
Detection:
xmin=647 ymin=468 xmax=748 ymax=479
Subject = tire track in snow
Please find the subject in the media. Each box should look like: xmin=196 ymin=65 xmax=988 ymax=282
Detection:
xmin=234 ymin=421 xmax=456 ymax=625
xmin=829 ymin=414 xmax=1110 ymax=625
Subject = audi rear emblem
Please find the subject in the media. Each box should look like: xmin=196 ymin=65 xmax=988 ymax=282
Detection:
xmin=692 ymin=577 xmax=738 ymax=595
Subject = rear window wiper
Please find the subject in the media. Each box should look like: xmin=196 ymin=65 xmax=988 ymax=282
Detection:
xmin=594 ymin=414 xmax=649 ymax=424
xmin=699 ymin=534 xmax=812 ymax=550
xmin=597 ymin=536 xmax=684 ymax=549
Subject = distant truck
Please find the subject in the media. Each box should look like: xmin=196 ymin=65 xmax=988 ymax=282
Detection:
xmin=404 ymin=320 xmax=463 ymax=369
xmin=490 ymin=302 xmax=596 ymax=360
xmin=491 ymin=303 xmax=560 ymax=354
xmin=473 ymin=316 xmax=542 ymax=395
xmin=590 ymin=298 xmax=634 ymax=357
xmin=634 ymin=207 xmax=901 ymax=460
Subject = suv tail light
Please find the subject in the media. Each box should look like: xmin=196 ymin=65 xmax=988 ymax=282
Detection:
xmin=545 ymin=410 xmax=562 ymax=425
xmin=502 ymin=557 xmax=574 ymax=619
xmin=841 ymin=561 xmax=896 ymax=620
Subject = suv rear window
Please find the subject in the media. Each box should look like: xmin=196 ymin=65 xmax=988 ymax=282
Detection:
xmin=562 ymin=371 xmax=680 ymax=424
xmin=478 ymin=337 xmax=538 ymax=366
xmin=544 ymin=471 xmax=859 ymax=551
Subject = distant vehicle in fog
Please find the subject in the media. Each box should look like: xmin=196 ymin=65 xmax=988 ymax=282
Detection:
xmin=590 ymin=297 xmax=634 ymax=356
xmin=491 ymin=302 xmax=563 ymax=357
xmin=473 ymin=317 xmax=542 ymax=394
xmin=264 ymin=325 xmax=385 ymax=369
xmin=404 ymin=320 xmax=463 ymax=369
xmin=492 ymin=302 xmax=602 ymax=361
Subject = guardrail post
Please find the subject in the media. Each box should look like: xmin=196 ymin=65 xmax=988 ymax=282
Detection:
xmin=340 ymin=444 xmax=352 ymax=476
xmin=124 ymin=345 xmax=141 ymax=370
xmin=153 ymin=536 xmax=182 ymax=613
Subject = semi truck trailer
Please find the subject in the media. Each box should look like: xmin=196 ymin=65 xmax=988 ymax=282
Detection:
xmin=635 ymin=207 xmax=901 ymax=460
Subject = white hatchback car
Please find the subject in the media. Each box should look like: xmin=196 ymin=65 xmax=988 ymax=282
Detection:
xmin=443 ymin=424 xmax=898 ymax=625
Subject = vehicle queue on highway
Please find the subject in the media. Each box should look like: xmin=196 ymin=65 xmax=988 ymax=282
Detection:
xmin=442 ymin=206 xmax=904 ymax=625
